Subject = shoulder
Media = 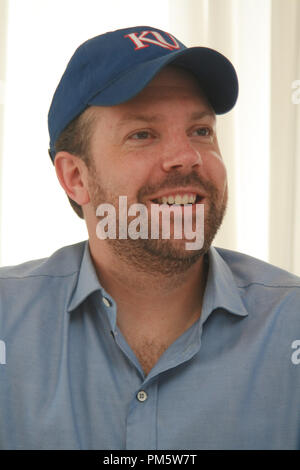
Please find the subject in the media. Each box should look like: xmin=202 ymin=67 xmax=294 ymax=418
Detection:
xmin=214 ymin=246 xmax=300 ymax=289
xmin=213 ymin=246 xmax=300 ymax=325
xmin=0 ymin=241 xmax=86 ymax=281
xmin=0 ymin=241 xmax=87 ymax=313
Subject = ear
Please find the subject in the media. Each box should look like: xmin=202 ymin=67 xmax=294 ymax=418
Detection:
xmin=54 ymin=152 xmax=90 ymax=205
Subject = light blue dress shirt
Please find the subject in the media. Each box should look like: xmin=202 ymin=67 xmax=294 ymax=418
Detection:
xmin=0 ymin=240 xmax=300 ymax=450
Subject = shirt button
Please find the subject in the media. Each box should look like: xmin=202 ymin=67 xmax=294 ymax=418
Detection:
xmin=102 ymin=297 xmax=111 ymax=307
xmin=136 ymin=390 xmax=148 ymax=402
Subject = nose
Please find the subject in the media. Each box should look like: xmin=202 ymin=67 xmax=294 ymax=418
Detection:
xmin=161 ymin=137 xmax=203 ymax=173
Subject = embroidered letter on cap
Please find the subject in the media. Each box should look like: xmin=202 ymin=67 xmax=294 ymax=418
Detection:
xmin=124 ymin=30 xmax=180 ymax=51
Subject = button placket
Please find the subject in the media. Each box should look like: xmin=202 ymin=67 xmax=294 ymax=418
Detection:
xmin=126 ymin=381 xmax=158 ymax=449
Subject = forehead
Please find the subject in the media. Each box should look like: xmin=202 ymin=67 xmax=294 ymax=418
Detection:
xmin=145 ymin=65 xmax=204 ymax=90
xmin=88 ymin=65 xmax=215 ymax=128
xmin=127 ymin=65 xmax=212 ymax=108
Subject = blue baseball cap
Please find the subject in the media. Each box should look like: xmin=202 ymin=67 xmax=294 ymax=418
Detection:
xmin=48 ymin=25 xmax=238 ymax=162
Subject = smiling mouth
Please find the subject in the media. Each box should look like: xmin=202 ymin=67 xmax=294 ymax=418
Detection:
xmin=150 ymin=194 xmax=204 ymax=205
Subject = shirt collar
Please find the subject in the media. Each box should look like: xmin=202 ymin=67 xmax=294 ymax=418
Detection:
xmin=68 ymin=241 xmax=249 ymax=320
xmin=200 ymin=245 xmax=249 ymax=325
xmin=68 ymin=241 xmax=104 ymax=312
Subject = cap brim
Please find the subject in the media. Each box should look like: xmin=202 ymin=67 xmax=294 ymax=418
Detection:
xmin=88 ymin=46 xmax=238 ymax=114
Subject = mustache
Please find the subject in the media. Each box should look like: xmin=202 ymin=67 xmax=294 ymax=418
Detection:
xmin=137 ymin=170 xmax=217 ymax=200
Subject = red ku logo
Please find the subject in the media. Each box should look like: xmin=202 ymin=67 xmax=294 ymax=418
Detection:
xmin=124 ymin=30 xmax=180 ymax=51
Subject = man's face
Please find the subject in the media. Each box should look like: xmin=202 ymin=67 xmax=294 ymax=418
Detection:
xmin=85 ymin=65 xmax=228 ymax=274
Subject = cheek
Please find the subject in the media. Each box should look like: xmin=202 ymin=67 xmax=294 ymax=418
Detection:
xmin=205 ymin=150 xmax=227 ymax=189
xmin=103 ymin=155 xmax=155 ymax=199
xmin=120 ymin=151 xmax=157 ymax=188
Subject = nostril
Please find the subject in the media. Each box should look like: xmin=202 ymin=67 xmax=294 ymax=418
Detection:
xmin=170 ymin=164 xmax=183 ymax=170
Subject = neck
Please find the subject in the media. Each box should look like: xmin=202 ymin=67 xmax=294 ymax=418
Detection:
xmin=88 ymin=239 xmax=209 ymax=340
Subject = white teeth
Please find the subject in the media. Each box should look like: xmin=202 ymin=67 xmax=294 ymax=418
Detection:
xmin=189 ymin=195 xmax=197 ymax=203
xmin=157 ymin=194 xmax=197 ymax=204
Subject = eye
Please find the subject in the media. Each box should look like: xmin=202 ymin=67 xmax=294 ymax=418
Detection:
xmin=129 ymin=131 xmax=152 ymax=140
xmin=192 ymin=127 xmax=212 ymax=137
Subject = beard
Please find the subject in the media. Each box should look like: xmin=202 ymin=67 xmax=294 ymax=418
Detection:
xmin=87 ymin=165 xmax=227 ymax=276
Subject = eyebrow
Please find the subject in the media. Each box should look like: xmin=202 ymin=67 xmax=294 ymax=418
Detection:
xmin=116 ymin=110 xmax=215 ymax=127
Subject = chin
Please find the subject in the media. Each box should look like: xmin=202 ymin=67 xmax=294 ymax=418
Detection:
xmin=143 ymin=238 xmax=205 ymax=260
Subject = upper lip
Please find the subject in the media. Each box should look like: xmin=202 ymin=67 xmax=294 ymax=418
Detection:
xmin=148 ymin=187 xmax=207 ymax=202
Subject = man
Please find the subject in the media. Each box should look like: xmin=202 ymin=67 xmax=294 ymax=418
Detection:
xmin=0 ymin=26 xmax=299 ymax=450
